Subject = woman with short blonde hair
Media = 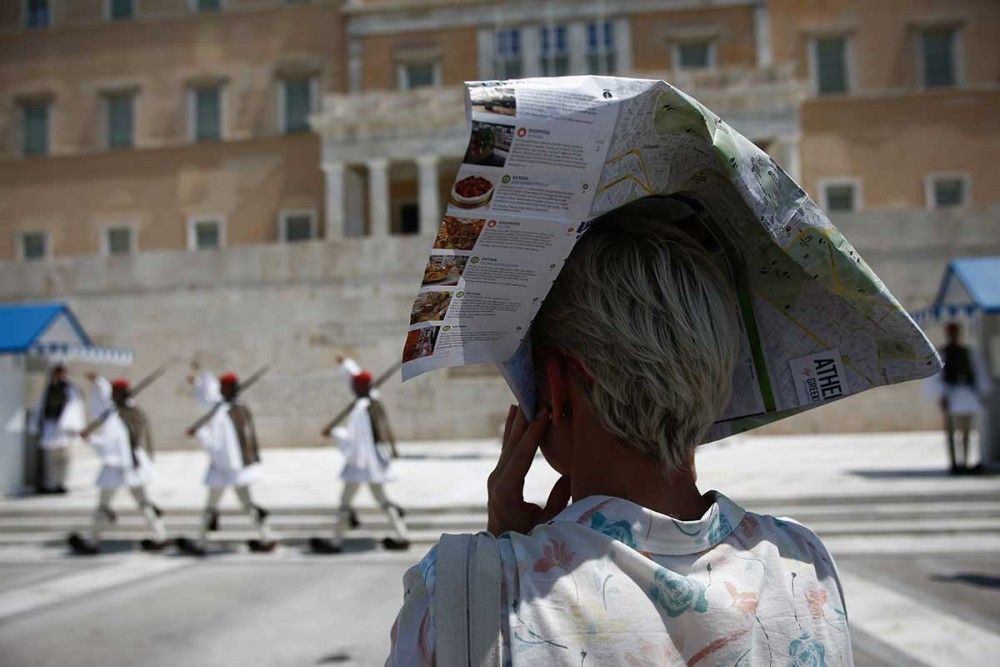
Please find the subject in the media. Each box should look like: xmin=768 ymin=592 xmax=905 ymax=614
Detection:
xmin=388 ymin=200 xmax=852 ymax=666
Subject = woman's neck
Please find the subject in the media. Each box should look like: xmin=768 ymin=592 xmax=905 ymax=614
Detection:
xmin=569 ymin=427 xmax=709 ymax=521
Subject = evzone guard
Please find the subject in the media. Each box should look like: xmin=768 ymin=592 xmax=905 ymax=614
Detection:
xmin=177 ymin=368 xmax=276 ymax=555
xmin=32 ymin=364 xmax=86 ymax=494
xmin=312 ymin=357 xmax=410 ymax=554
xmin=68 ymin=373 xmax=169 ymax=555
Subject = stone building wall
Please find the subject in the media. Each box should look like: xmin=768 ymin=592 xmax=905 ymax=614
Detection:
xmin=1 ymin=207 xmax=997 ymax=450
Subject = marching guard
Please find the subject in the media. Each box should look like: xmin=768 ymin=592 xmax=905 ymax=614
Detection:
xmin=68 ymin=374 xmax=168 ymax=555
xmin=312 ymin=359 xmax=410 ymax=554
xmin=177 ymin=369 xmax=276 ymax=555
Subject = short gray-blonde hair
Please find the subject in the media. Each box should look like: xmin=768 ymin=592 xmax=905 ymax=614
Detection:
xmin=532 ymin=201 xmax=740 ymax=473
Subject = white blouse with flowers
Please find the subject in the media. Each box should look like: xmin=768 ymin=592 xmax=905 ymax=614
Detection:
xmin=388 ymin=492 xmax=853 ymax=666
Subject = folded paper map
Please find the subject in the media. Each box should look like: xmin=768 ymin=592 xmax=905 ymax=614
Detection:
xmin=402 ymin=76 xmax=941 ymax=441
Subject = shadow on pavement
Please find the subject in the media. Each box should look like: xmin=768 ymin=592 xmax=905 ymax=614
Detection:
xmin=930 ymin=572 xmax=1000 ymax=589
xmin=850 ymin=466 xmax=997 ymax=478
xmin=396 ymin=453 xmax=493 ymax=461
xmin=849 ymin=469 xmax=954 ymax=479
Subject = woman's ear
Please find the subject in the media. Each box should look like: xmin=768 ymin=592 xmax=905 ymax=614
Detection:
xmin=545 ymin=355 xmax=570 ymax=427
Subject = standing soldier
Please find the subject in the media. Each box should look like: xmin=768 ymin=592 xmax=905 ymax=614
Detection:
xmin=929 ymin=321 xmax=992 ymax=473
xmin=68 ymin=375 xmax=168 ymax=555
xmin=177 ymin=370 xmax=276 ymax=555
xmin=312 ymin=363 xmax=410 ymax=554
xmin=32 ymin=364 xmax=85 ymax=494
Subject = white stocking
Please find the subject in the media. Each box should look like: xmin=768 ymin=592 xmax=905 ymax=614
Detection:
xmin=332 ymin=482 xmax=361 ymax=546
xmin=130 ymin=486 xmax=167 ymax=542
xmin=369 ymin=483 xmax=409 ymax=541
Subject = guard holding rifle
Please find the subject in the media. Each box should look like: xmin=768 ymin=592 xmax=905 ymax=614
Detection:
xmin=177 ymin=368 xmax=276 ymax=555
xmin=68 ymin=372 xmax=169 ymax=555
xmin=311 ymin=358 xmax=410 ymax=554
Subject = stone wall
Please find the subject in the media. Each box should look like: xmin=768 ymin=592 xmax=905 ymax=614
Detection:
xmin=1 ymin=206 xmax=997 ymax=449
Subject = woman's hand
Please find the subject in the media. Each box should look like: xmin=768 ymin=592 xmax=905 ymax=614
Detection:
xmin=487 ymin=405 xmax=572 ymax=536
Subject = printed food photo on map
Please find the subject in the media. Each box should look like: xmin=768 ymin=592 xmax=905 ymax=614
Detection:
xmin=463 ymin=121 xmax=514 ymax=168
xmin=433 ymin=216 xmax=487 ymax=251
xmin=409 ymin=290 xmax=453 ymax=325
xmin=469 ymin=85 xmax=516 ymax=117
xmin=450 ymin=174 xmax=495 ymax=209
xmin=421 ymin=255 xmax=469 ymax=287
xmin=402 ymin=326 xmax=440 ymax=363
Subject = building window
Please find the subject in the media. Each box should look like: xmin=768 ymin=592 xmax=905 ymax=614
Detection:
xmin=399 ymin=203 xmax=419 ymax=235
xmin=674 ymin=40 xmax=715 ymax=71
xmin=191 ymin=85 xmax=222 ymax=142
xmin=812 ymin=36 xmax=849 ymax=95
xmin=104 ymin=226 xmax=135 ymax=256
xmin=26 ymin=0 xmax=50 ymax=28
xmin=495 ymin=28 xmax=523 ymax=80
xmin=820 ymin=180 xmax=860 ymax=213
xmin=109 ymin=0 xmax=134 ymax=20
xmin=926 ymin=174 xmax=969 ymax=209
xmin=21 ymin=101 xmax=49 ymax=156
xmin=105 ymin=92 xmax=135 ymax=150
xmin=398 ymin=61 xmax=440 ymax=90
xmin=586 ymin=21 xmax=616 ymax=75
xmin=280 ymin=211 xmax=317 ymax=243
xmin=920 ymin=27 xmax=958 ymax=89
xmin=192 ymin=0 xmax=221 ymax=12
xmin=281 ymin=78 xmax=315 ymax=134
xmin=540 ymin=25 xmax=569 ymax=77
xmin=20 ymin=231 xmax=48 ymax=261
xmin=188 ymin=217 xmax=224 ymax=250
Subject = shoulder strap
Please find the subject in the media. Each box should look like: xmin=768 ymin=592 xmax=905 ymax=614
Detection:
xmin=468 ymin=533 xmax=503 ymax=666
xmin=434 ymin=533 xmax=503 ymax=667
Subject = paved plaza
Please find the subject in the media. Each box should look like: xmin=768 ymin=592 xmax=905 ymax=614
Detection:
xmin=0 ymin=431 xmax=997 ymax=666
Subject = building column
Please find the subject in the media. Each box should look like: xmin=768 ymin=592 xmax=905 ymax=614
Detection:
xmin=521 ymin=25 xmax=541 ymax=77
xmin=417 ymin=155 xmax=441 ymax=236
xmin=322 ymin=162 xmax=346 ymax=240
xmin=753 ymin=3 xmax=773 ymax=68
xmin=348 ymin=38 xmax=364 ymax=93
xmin=778 ymin=136 xmax=802 ymax=183
xmin=367 ymin=158 xmax=390 ymax=237
xmin=568 ymin=22 xmax=587 ymax=75
xmin=476 ymin=28 xmax=496 ymax=80
xmin=613 ymin=16 xmax=633 ymax=75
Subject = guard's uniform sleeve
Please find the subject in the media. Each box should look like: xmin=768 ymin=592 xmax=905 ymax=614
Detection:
xmin=243 ymin=404 xmax=261 ymax=461
xmin=89 ymin=376 xmax=113 ymax=417
xmin=139 ymin=408 xmax=154 ymax=459
xmin=386 ymin=546 xmax=437 ymax=667
xmin=194 ymin=371 xmax=222 ymax=407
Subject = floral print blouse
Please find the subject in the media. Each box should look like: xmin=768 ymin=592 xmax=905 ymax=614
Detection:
xmin=387 ymin=492 xmax=853 ymax=666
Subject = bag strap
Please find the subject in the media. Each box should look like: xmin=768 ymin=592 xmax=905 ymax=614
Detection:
xmin=468 ymin=533 xmax=503 ymax=666
xmin=434 ymin=532 xmax=502 ymax=667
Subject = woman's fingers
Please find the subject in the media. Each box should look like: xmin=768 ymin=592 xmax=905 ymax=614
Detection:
xmin=503 ymin=404 xmax=517 ymax=441
xmin=496 ymin=405 xmax=527 ymax=471
xmin=501 ymin=409 xmax=550 ymax=484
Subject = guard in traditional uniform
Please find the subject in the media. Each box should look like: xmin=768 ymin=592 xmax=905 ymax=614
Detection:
xmin=33 ymin=364 xmax=85 ymax=493
xmin=927 ymin=322 xmax=992 ymax=473
xmin=177 ymin=371 xmax=276 ymax=555
xmin=312 ymin=364 xmax=410 ymax=553
xmin=68 ymin=376 xmax=168 ymax=554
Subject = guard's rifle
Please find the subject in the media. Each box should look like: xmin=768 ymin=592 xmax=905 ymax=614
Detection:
xmin=79 ymin=362 xmax=172 ymax=439
xmin=184 ymin=365 xmax=270 ymax=437
xmin=319 ymin=360 xmax=402 ymax=437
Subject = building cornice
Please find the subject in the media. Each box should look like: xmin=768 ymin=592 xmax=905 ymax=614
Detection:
xmin=0 ymin=1 xmax=341 ymax=41
xmin=347 ymin=0 xmax=761 ymax=37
